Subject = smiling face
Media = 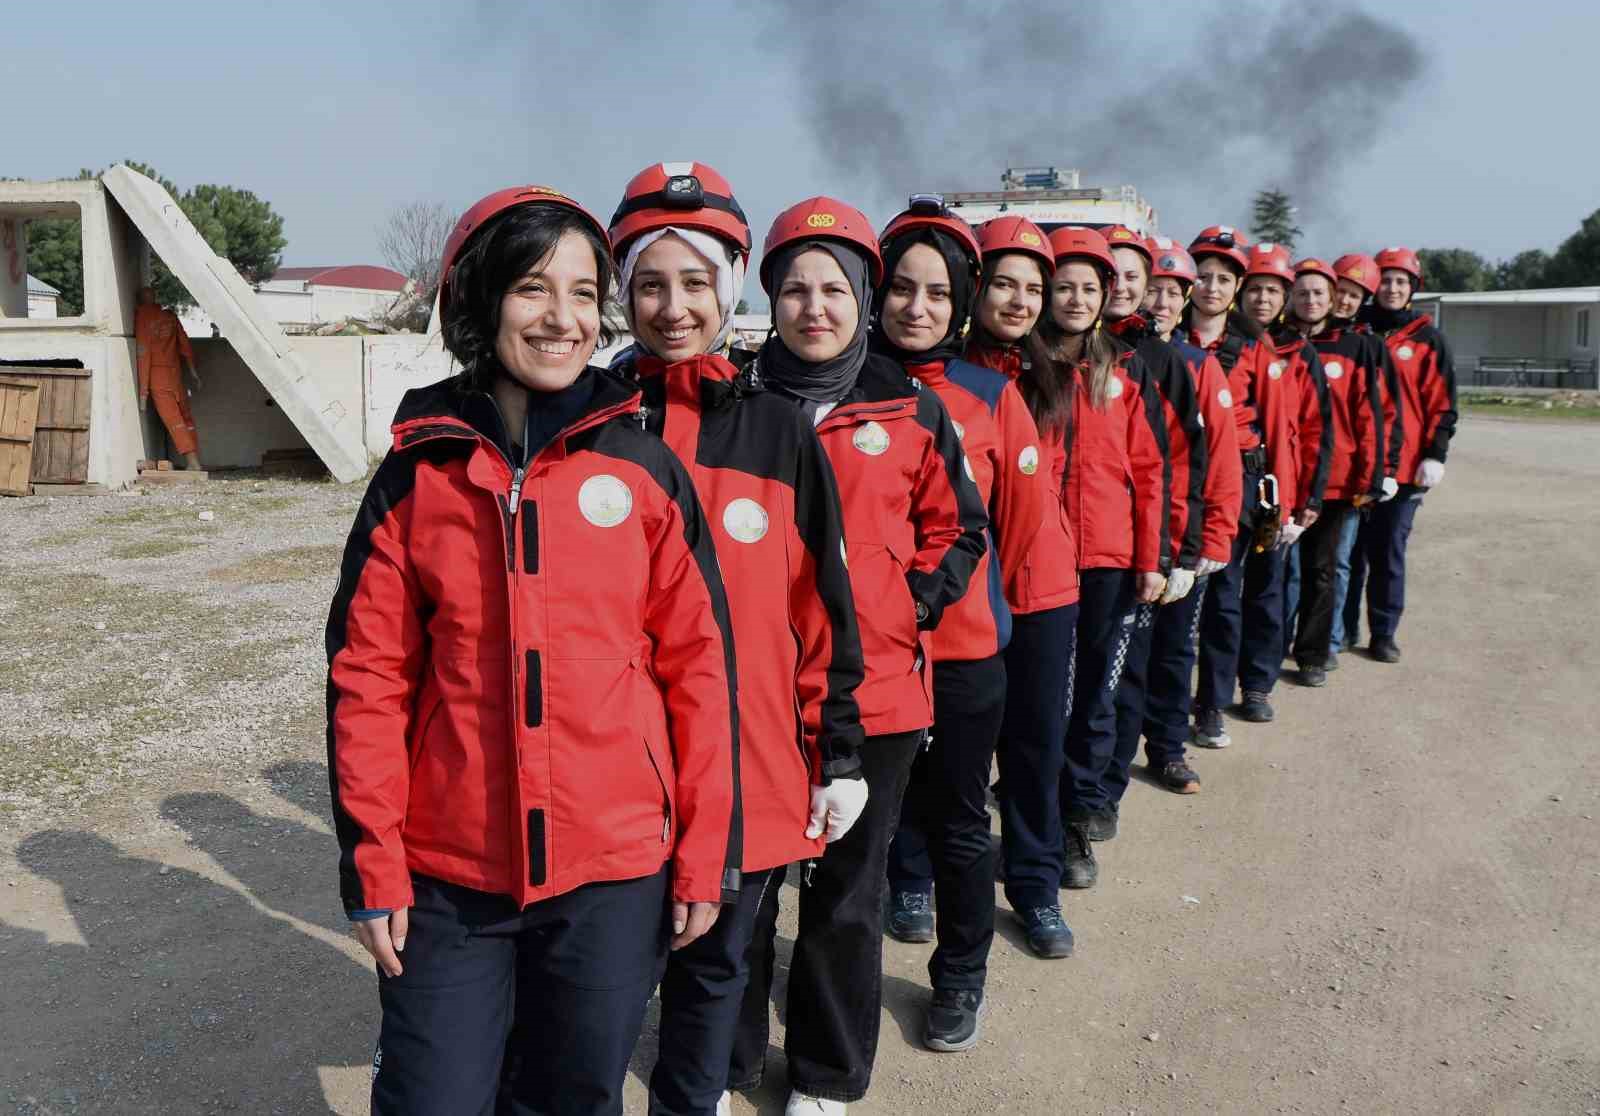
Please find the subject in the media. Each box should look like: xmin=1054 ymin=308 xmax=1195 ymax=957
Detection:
xmin=977 ymin=253 xmax=1046 ymax=342
xmin=1241 ymin=276 xmax=1288 ymax=327
xmin=1291 ymin=274 xmax=1333 ymax=328
xmin=1145 ymin=277 xmax=1189 ymax=337
xmin=629 ymin=233 xmax=722 ymax=359
xmin=1106 ymin=246 xmax=1150 ymax=318
xmin=493 ymin=228 xmax=602 ymax=392
xmin=1378 ymin=269 xmax=1413 ymax=310
xmin=1333 ymin=278 xmax=1367 ymax=320
xmin=774 ymin=246 xmax=859 ymax=362
xmin=881 ymin=242 xmax=954 ymax=354
xmin=1193 ymin=257 xmax=1241 ymax=317
xmin=1049 ymin=260 xmax=1106 ymax=335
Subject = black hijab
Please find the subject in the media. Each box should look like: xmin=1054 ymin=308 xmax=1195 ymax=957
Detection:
xmin=870 ymin=227 xmax=975 ymax=365
xmin=757 ymin=241 xmax=874 ymax=404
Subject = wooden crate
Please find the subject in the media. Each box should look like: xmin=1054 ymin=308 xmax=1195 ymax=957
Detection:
xmin=0 ymin=366 xmax=91 ymax=484
xmin=0 ymin=378 xmax=42 ymax=496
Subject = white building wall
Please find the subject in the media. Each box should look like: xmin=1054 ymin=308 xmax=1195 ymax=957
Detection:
xmin=28 ymin=292 xmax=58 ymax=318
xmin=310 ymin=284 xmax=401 ymax=324
xmin=363 ymin=333 xmax=454 ymax=459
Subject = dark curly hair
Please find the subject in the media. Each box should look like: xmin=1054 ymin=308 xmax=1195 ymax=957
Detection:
xmin=441 ymin=204 xmax=617 ymax=391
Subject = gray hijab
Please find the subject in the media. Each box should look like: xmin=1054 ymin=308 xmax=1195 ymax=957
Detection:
xmin=757 ymin=241 xmax=873 ymax=403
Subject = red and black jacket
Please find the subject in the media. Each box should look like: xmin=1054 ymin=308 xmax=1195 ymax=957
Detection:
xmin=1275 ymin=323 xmax=1387 ymax=503
xmin=964 ymin=340 xmax=1080 ymax=613
xmin=1066 ymin=349 xmax=1169 ymax=573
xmin=1167 ymin=336 xmax=1244 ymax=564
xmin=1261 ymin=331 xmax=1334 ymax=514
xmin=1186 ymin=317 xmax=1297 ymax=525
xmin=1108 ymin=314 xmax=1207 ymax=571
xmin=752 ymin=352 xmax=988 ymax=735
xmin=902 ymin=356 xmax=1046 ymax=662
xmin=1364 ymin=307 xmax=1458 ymax=480
xmin=616 ymin=348 xmax=865 ymax=873
xmin=1343 ymin=319 xmax=1405 ymax=481
xmin=326 ymin=369 xmax=740 ymax=914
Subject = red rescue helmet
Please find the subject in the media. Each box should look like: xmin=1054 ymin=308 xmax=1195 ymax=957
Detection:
xmin=1146 ymin=237 xmax=1198 ymax=286
xmin=878 ymin=194 xmax=982 ymax=279
xmin=1189 ymin=225 xmax=1251 ymax=273
xmin=1048 ymin=225 xmax=1116 ymax=282
xmin=1103 ymin=224 xmax=1153 ymax=266
xmin=1244 ymin=242 xmax=1295 ymax=286
xmin=1294 ymin=256 xmax=1338 ymax=287
xmin=1374 ymin=245 xmax=1423 ymax=289
xmin=1333 ymin=253 xmax=1380 ymax=295
xmin=760 ymin=196 xmax=884 ymax=293
xmin=608 ymin=161 xmax=751 ymax=260
xmin=976 ymin=216 xmax=1054 ymax=278
xmin=440 ymin=185 xmax=610 ymax=310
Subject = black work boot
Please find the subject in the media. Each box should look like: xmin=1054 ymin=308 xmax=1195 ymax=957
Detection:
xmin=1153 ymin=759 xmax=1201 ymax=794
xmin=1370 ymin=637 xmax=1401 ymax=663
xmin=1297 ymin=661 xmax=1328 ymax=688
xmin=1062 ymin=821 xmax=1098 ymax=889
xmin=887 ymin=890 xmax=934 ymax=943
xmin=1016 ymin=904 xmax=1074 ymax=959
xmin=924 ymin=987 xmax=986 ymax=1052
xmin=1239 ymin=690 xmax=1276 ymax=721
xmin=1191 ymin=706 xmax=1231 ymax=748
xmin=1085 ymin=808 xmax=1118 ymax=842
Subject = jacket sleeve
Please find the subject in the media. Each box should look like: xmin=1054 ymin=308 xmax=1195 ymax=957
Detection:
xmin=641 ymin=452 xmax=742 ymax=905
xmin=1128 ymin=359 xmax=1170 ymax=574
xmin=174 ymin=312 xmax=196 ymax=367
xmin=906 ymin=391 xmax=989 ymax=629
xmin=1354 ymin=345 xmax=1384 ymax=499
xmin=1160 ymin=347 xmax=1207 ymax=569
xmin=991 ymin=381 xmax=1046 ymax=593
xmin=1250 ymin=342 xmax=1298 ymax=526
xmin=1196 ymin=355 xmax=1241 ymax=563
xmin=1298 ymin=341 xmax=1334 ymax=512
xmin=1375 ymin=338 xmax=1404 ymax=477
xmin=1421 ymin=327 xmax=1459 ymax=463
xmin=787 ymin=414 xmax=866 ymax=783
xmin=325 ymin=453 xmax=428 ymax=915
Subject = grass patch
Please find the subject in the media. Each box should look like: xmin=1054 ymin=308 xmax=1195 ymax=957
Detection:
xmin=111 ymin=537 xmax=201 ymax=560
xmin=210 ymin=544 xmax=342 ymax=585
xmin=1461 ymin=392 xmax=1600 ymax=421
xmin=33 ymin=528 xmax=97 ymax=549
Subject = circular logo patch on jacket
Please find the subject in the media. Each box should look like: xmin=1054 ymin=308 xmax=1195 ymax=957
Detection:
xmin=853 ymin=421 xmax=891 ymax=456
xmin=1218 ymin=388 xmax=1234 ymax=408
xmin=1018 ymin=445 xmax=1040 ymax=475
xmin=1323 ymin=361 xmax=1344 ymax=381
xmin=952 ymin=419 xmax=965 ymax=441
xmin=722 ymin=498 xmax=770 ymax=544
xmin=1267 ymin=361 xmax=1284 ymax=380
xmin=1397 ymin=345 xmax=1414 ymax=360
xmin=578 ymin=475 xmax=633 ymax=527
xmin=1106 ymin=376 xmax=1125 ymax=400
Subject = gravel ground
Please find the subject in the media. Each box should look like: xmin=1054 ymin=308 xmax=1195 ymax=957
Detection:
xmin=2 ymin=418 xmax=1598 ymax=1115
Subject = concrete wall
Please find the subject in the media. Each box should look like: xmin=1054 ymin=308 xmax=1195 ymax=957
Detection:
xmin=1 ymin=218 xmax=27 ymax=317
xmin=363 ymin=333 xmax=454 ymax=458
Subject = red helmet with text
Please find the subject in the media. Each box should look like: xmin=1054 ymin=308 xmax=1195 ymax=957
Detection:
xmin=1103 ymin=224 xmax=1153 ymax=266
xmin=440 ymin=185 xmax=609 ymax=310
xmin=1048 ymin=225 xmax=1116 ymax=282
xmin=1374 ymin=245 xmax=1424 ymax=289
xmin=1189 ymin=225 xmax=1251 ymax=273
xmin=1244 ymin=242 xmax=1296 ymax=286
xmin=608 ymin=161 xmax=751 ymax=260
xmin=878 ymin=194 xmax=982 ymax=279
xmin=1146 ymin=236 xmax=1198 ymax=286
xmin=976 ymin=215 xmax=1055 ymax=277
xmin=760 ymin=196 xmax=884 ymax=293
xmin=1294 ymin=256 xmax=1338 ymax=287
xmin=1333 ymin=253 xmax=1380 ymax=295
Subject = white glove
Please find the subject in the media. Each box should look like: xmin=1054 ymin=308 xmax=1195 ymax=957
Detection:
xmin=1195 ymin=557 xmax=1228 ymax=578
xmin=1416 ymin=459 xmax=1444 ymax=488
xmin=1379 ymin=476 xmax=1399 ymax=502
xmin=1159 ymin=567 xmax=1195 ymax=605
xmin=1277 ymin=521 xmax=1305 ymax=548
xmin=805 ymin=778 xmax=868 ymax=842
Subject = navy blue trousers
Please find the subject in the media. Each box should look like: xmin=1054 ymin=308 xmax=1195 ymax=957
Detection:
xmin=1112 ymin=578 xmax=1209 ymax=779
xmin=1196 ymin=471 xmax=1286 ymax=709
xmin=1292 ymin=502 xmax=1357 ymax=667
xmin=1344 ymin=490 xmax=1423 ymax=643
xmin=995 ymin=604 xmax=1078 ymax=911
xmin=1061 ymin=569 xmax=1136 ymax=822
xmin=374 ymin=870 xmax=667 ymax=1116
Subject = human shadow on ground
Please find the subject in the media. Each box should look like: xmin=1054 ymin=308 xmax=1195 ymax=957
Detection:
xmin=6 ymin=828 xmax=372 ymax=1115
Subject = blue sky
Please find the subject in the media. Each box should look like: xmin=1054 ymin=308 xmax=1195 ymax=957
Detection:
xmin=10 ymin=1 xmax=1595 ymax=279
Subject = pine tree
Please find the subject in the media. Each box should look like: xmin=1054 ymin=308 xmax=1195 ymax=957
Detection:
xmin=1250 ymin=189 xmax=1303 ymax=253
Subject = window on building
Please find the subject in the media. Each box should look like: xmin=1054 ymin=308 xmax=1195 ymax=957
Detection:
xmin=1578 ymin=308 xmax=1592 ymax=350
xmin=1 ymin=201 xmax=86 ymax=325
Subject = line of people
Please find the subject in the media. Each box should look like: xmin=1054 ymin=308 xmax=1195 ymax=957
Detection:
xmin=324 ymin=167 xmax=1458 ymax=1116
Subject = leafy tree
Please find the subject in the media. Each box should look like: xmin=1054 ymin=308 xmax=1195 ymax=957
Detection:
xmin=1416 ymin=248 xmax=1491 ymax=293
xmin=1250 ymin=188 xmax=1303 ymax=253
xmin=377 ymin=201 xmax=451 ymax=331
xmin=1492 ymin=249 xmax=1551 ymax=291
xmin=735 ymin=299 xmax=750 ymax=314
xmin=1541 ymin=208 xmax=1600 ymax=287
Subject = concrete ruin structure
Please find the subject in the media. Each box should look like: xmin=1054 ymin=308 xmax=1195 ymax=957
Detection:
xmin=0 ymin=166 xmax=446 ymax=489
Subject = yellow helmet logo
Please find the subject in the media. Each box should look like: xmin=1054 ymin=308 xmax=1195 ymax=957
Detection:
xmin=1350 ymin=266 xmax=1365 ymax=278
xmin=1111 ymin=228 xmax=1133 ymax=239
xmin=1019 ymin=232 xmax=1042 ymax=246
xmin=807 ymin=213 xmax=837 ymax=229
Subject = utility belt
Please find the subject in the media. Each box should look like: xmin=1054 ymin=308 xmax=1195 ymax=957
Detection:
xmin=1241 ymin=446 xmax=1268 ymax=474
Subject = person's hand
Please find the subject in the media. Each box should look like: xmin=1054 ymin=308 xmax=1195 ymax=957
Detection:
xmin=670 ymin=901 xmax=720 ymax=951
xmin=1159 ymin=567 xmax=1195 ymax=605
xmin=1379 ymin=476 xmax=1399 ymax=502
xmin=1195 ymin=557 xmax=1228 ymax=578
xmin=1136 ymin=571 xmax=1165 ymax=604
xmin=1296 ymin=508 xmax=1320 ymax=529
xmin=1277 ymin=522 xmax=1305 ymax=549
xmin=806 ymin=777 xmax=868 ymax=843
xmin=353 ymin=908 xmax=409 ymax=978
xmin=1416 ymin=459 xmax=1444 ymax=488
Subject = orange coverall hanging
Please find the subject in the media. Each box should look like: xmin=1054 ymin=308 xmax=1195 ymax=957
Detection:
xmin=135 ymin=294 xmax=201 ymax=461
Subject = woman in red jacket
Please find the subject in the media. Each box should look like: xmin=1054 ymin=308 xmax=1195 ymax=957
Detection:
xmin=603 ymin=162 xmax=867 ymax=1116
xmin=873 ymin=198 xmax=1044 ymax=1049
xmin=963 ymin=216 xmax=1082 ymax=959
xmin=326 ymin=186 xmax=740 ymax=1115
xmin=733 ymin=197 xmax=987 ymax=1114
xmin=1038 ymin=226 xmax=1166 ymax=890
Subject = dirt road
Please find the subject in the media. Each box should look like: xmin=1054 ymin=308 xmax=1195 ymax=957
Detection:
xmin=3 ymin=416 xmax=1597 ymax=1115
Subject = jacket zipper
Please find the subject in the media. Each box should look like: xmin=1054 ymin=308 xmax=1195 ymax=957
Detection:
xmin=641 ymin=737 xmax=672 ymax=842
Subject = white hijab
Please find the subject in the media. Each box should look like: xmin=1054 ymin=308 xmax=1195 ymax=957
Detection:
xmin=618 ymin=226 xmax=747 ymax=355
